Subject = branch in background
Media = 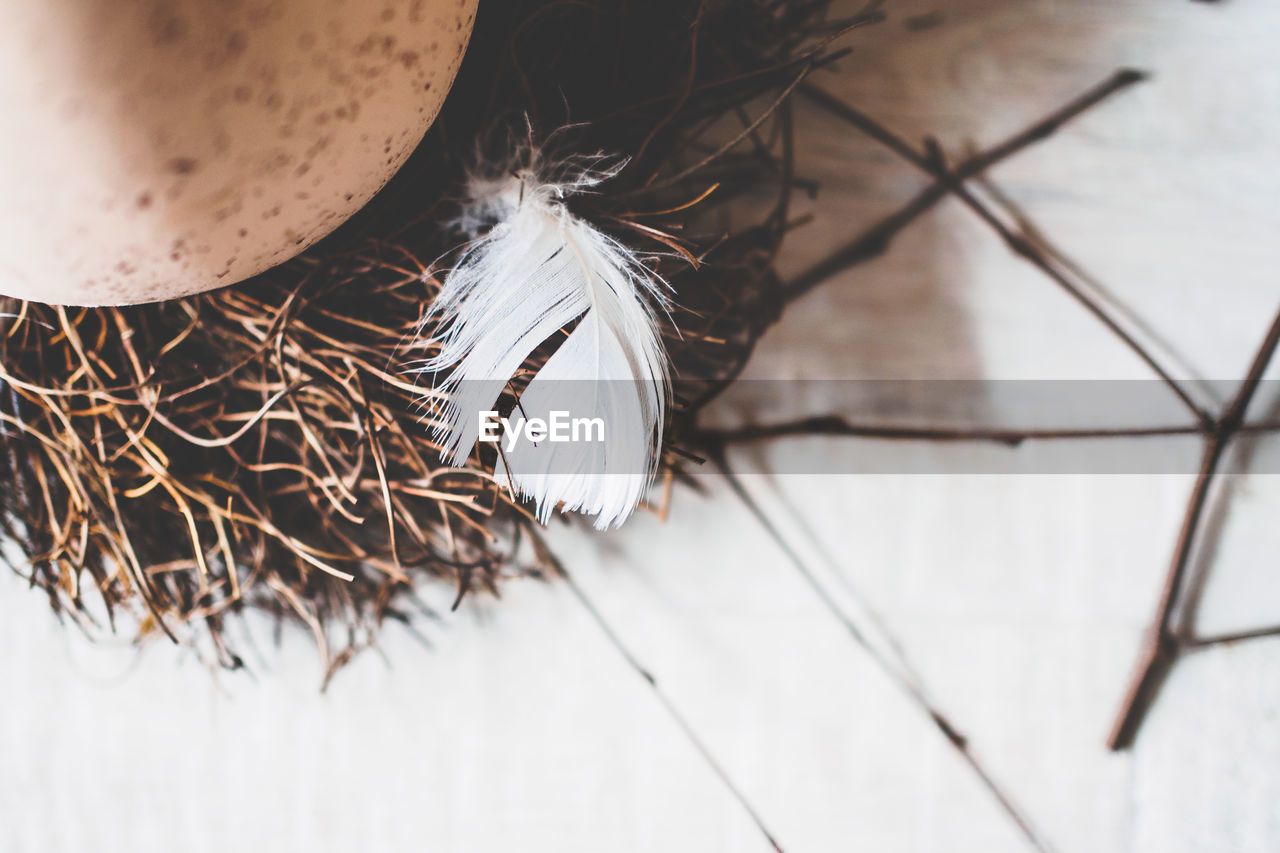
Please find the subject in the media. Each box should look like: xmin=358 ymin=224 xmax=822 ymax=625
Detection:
xmin=1182 ymin=625 xmax=1280 ymax=650
xmin=784 ymin=69 xmax=1146 ymax=301
xmin=731 ymin=64 xmax=1280 ymax=751
xmin=701 ymin=418 xmax=1212 ymax=447
xmin=528 ymin=526 xmax=787 ymax=853
xmin=1106 ymin=307 xmax=1280 ymax=750
xmin=708 ymin=446 xmax=1054 ymax=853
xmin=799 ymin=73 xmax=1212 ymax=425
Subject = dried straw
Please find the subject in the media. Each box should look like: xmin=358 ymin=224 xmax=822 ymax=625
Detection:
xmin=0 ymin=0 xmax=874 ymax=677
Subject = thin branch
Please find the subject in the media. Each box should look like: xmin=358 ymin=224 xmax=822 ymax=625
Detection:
xmin=799 ymin=76 xmax=1209 ymax=424
xmin=963 ymin=176 xmax=1212 ymax=424
xmin=700 ymin=418 xmax=1209 ymax=447
xmin=788 ymin=70 xmax=1280 ymax=750
xmin=709 ymin=448 xmax=1053 ymax=853
xmin=1182 ymin=625 xmax=1280 ymax=650
xmin=972 ymin=174 xmax=1211 ymax=411
xmin=1104 ymin=434 xmax=1225 ymax=751
xmin=529 ymin=529 xmax=787 ymax=853
xmin=786 ymin=69 xmax=1147 ymax=301
xmin=1107 ymin=306 xmax=1280 ymax=750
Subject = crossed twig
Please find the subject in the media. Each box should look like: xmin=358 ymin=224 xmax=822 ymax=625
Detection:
xmin=546 ymin=66 xmax=1280 ymax=853
xmin=707 ymin=68 xmax=1280 ymax=756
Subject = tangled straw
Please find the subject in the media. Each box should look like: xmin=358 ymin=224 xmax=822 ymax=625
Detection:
xmin=0 ymin=0 xmax=866 ymax=678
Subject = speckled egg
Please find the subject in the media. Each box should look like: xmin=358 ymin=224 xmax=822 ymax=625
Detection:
xmin=0 ymin=0 xmax=476 ymax=305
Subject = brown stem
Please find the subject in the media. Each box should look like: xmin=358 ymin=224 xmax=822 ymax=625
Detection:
xmin=1106 ymin=307 xmax=1280 ymax=750
xmin=709 ymin=447 xmax=1054 ymax=853
xmin=785 ymin=69 xmax=1147 ymax=301
xmin=800 ymin=77 xmax=1209 ymax=424
xmin=794 ymin=69 xmax=1280 ymax=750
xmin=1183 ymin=625 xmax=1280 ymax=649
xmin=1105 ymin=434 xmax=1225 ymax=750
xmin=529 ymin=528 xmax=787 ymax=853
xmin=700 ymin=418 xmax=1209 ymax=447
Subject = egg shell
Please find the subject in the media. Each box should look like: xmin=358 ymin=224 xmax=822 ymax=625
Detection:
xmin=0 ymin=0 xmax=477 ymax=305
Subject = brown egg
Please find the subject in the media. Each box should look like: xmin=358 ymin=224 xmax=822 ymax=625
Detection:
xmin=0 ymin=0 xmax=476 ymax=306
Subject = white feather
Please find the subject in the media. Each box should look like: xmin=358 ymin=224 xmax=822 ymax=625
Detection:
xmin=413 ymin=146 xmax=669 ymax=529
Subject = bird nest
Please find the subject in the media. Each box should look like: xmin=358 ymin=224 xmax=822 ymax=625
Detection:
xmin=0 ymin=0 xmax=875 ymax=678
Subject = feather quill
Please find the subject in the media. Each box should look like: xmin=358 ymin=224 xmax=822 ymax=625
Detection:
xmin=414 ymin=144 xmax=669 ymax=529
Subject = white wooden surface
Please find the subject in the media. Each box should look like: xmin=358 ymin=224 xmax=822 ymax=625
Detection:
xmin=3 ymin=2 xmax=1280 ymax=851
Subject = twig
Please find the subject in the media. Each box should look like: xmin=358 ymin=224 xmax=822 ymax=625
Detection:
xmin=708 ymin=447 xmax=1054 ymax=853
xmin=799 ymin=73 xmax=1208 ymax=424
xmin=1106 ymin=306 xmax=1280 ymax=750
xmin=1182 ymin=625 xmax=1280 ymax=650
xmin=700 ymin=418 xmax=1209 ymax=447
xmin=529 ymin=528 xmax=787 ymax=853
xmin=787 ymin=69 xmax=1280 ymax=748
xmin=972 ymin=175 xmax=1210 ymax=411
xmin=1104 ymin=436 xmax=1224 ymax=750
xmin=785 ymin=69 xmax=1147 ymax=301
